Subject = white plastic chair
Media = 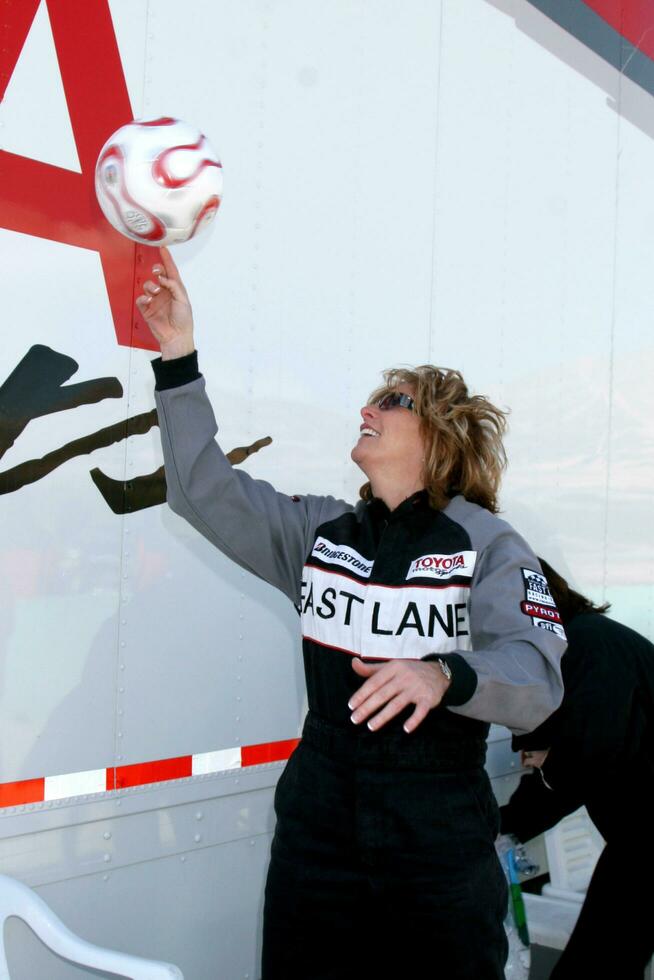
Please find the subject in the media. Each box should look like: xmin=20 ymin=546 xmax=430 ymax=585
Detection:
xmin=521 ymin=807 xmax=601 ymax=952
xmin=0 ymin=874 xmax=183 ymax=979
xmin=541 ymin=806 xmax=604 ymax=898
xmin=526 ymin=811 xmax=653 ymax=978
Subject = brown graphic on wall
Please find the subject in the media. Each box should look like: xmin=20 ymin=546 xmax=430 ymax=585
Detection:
xmin=0 ymin=345 xmax=272 ymax=514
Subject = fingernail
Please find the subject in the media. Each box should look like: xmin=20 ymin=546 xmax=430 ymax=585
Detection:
xmin=347 ymin=700 xmax=354 ymax=710
xmin=367 ymin=720 xmax=376 ymax=731
xmin=350 ymin=714 xmax=360 ymax=725
xmin=403 ymin=723 xmax=410 ymax=733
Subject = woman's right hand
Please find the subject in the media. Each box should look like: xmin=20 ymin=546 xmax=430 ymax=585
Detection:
xmin=136 ymin=246 xmax=195 ymax=360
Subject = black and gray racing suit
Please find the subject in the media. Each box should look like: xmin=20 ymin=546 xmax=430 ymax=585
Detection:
xmin=153 ymin=352 xmax=566 ymax=980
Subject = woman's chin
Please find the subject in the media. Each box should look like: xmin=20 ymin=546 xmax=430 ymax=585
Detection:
xmin=351 ymin=442 xmax=368 ymax=469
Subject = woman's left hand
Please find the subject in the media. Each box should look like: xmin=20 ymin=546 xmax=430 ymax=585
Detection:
xmin=349 ymin=658 xmax=451 ymax=733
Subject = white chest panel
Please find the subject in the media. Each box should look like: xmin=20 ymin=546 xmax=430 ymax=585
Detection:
xmin=300 ymin=564 xmax=473 ymax=660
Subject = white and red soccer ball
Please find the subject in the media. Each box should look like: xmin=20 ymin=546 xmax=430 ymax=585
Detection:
xmin=95 ymin=117 xmax=223 ymax=246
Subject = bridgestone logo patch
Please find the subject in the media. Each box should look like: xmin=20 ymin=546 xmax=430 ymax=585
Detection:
xmin=407 ymin=550 xmax=477 ymax=581
xmin=311 ymin=537 xmax=373 ymax=578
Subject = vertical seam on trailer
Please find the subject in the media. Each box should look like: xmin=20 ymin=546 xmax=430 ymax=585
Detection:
xmin=601 ymin=11 xmax=623 ymax=606
xmin=427 ymin=1 xmax=445 ymax=362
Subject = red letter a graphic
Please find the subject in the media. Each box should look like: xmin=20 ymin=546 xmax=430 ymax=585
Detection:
xmin=0 ymin=0 xmax=158 ymax=351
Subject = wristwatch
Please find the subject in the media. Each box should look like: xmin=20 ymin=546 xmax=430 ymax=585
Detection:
xmin=436 ymin=657 xmax=452 ymax=683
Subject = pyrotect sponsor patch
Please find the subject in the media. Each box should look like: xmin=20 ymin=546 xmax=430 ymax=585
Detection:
xmin=521 ymin=600 xmax=562 ymax=623
xmin=310 ymin=537 xmax=373 ymax=578
xmin=407 ymin=550 xmax=477 ymax=581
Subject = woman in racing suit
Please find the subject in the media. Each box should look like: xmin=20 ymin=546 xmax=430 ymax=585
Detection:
xmin=137 ymin=247 xmax=565 ymax=980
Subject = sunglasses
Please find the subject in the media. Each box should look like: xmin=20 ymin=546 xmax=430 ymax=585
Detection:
xmin=377 ymin=392 xmax=416 ymax=412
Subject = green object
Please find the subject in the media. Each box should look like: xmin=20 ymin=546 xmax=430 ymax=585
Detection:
xmin=507 ymin=848 xmax=530 ymax=947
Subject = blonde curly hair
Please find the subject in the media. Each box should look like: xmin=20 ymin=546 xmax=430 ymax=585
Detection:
xmin=360 ymin=365 xmax=508 ymax=514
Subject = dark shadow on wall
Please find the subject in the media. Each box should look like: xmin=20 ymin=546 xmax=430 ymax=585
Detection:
xmin=0 ymin=345 xmax=272 ymax=515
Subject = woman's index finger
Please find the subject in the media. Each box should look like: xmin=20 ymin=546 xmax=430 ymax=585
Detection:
xmin=159 ymin=245 xmax=181 ymax=281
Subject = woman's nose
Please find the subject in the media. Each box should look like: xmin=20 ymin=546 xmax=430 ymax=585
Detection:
xmin=360 ymin=404 xmax=377 ymax=421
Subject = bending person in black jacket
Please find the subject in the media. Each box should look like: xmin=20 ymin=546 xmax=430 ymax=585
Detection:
xmin=501 ymin=559 xmax=654 ymax=980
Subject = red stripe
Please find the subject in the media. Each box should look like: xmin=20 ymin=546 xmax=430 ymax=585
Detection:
xmin=0 ymin=739 xmax=299 ymax=806
xmin=0 ymin=777 xmax=45 ymax=808
xmin=241 ymin=738 xmax=299 ymax=767
xmin=114 ymin=755 xmax=192 ymax=789
xmin=582 ymin=1 xmax=654 ymax=63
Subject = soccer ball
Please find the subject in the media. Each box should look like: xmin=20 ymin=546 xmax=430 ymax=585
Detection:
xmin=95 ymin=117 xmax=223 ymax=246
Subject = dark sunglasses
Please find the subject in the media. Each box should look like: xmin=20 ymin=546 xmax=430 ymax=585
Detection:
xmin=377 ymin=392 xmax=416 ymax=412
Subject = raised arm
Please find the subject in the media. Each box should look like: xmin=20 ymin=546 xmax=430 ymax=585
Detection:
xmin=138 ymin=250 xmax=353 ymax=605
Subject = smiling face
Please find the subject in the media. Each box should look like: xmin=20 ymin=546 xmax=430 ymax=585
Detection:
xmin=351 ymin=382 xmax=426 ymax=503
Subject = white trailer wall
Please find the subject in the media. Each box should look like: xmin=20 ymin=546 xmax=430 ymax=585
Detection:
xmin=0 ymin=1 xmax=652 ymax=976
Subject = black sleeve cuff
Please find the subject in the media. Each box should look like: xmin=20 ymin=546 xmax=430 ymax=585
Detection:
xmin=151 ymin=350 xmax=201 ymax=391
xmin=423 ymin=653 xmax=478 ymax=706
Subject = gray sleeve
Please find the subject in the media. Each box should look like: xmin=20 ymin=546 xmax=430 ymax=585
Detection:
xmin=155 ymin=377 xmax=353 ymax=605
xmin=448 ymin=523 xmax=566 ymax=735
